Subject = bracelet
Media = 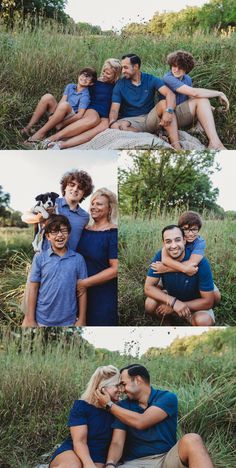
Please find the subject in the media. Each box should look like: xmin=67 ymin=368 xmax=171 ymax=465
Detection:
xmin=171 ymin=297 xmax=177 ymax=309
xmin=105 ymin=464 xmax=117 ymax=467
xmin=109 ymin=120 xmax=117 ymax=128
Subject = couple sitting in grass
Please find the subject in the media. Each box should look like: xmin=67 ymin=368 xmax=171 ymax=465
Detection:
xmin=145 ymin=211 xmax=221 ymax=326
xmin=22 ymin=51 xmax=229 ymax=150
xmin=50 ymin=364 xmax=214 ymax=468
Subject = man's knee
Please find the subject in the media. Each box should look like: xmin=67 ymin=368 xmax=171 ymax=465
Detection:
xmin=156 ymin=99 xmax=166 ymax=114
xmin=145 ymin=297 xmax=158 ymax=315
xmin=191 ymin=311 xmax=214 ymax=326
xmin=179 ymin=433 xmax=203 ymax=452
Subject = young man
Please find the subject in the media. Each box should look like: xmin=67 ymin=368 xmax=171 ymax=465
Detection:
xmin=22 ymin=215 xmax=87 ymax=327
xmin=163 ymin=50 xmax=229 ymax=149
xmin=22 ymin=67 xmax=97 ymax=141
xmin=96 ymin=364 xmax=214 ymax=468
xmin=109 ymin=53 xmax=181 ymax=150
xmin=22 ymin=169 xmax=93 ymax=252
xmin=145 ymin=225 xmax=216 ymax=326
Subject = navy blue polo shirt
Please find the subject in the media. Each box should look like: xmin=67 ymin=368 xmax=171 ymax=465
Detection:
xmin=112 ymin=72 xmax=165 ymax=117
xmin=147 ymin=249 xmax=214 ymax=301
xmin=112 ymin=387 xmax=178 ymax=460
xmin=30 ymin=247 xmax=87 ymax=326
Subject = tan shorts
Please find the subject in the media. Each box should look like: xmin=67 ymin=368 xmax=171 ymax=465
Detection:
xmin=118 ymin=442 xmax=187 ymax=468
xmin=192 ymin=309 xmax=215 ymax=323
xmin=175 ymin=101 xmax=194 ymax=128
xmin=117 ymin=106 xmax=160 ymax=133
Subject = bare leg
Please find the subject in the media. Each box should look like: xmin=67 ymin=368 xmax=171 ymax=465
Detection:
xmin=214 ymin=289 xmax=221 ymax=305
xmin=50 ymin=449 xmax=82 ymax=468
xmin=58 ymin=118 xmax=109 ymax=149
xmin=191 ymin=311 xmax=215 ymax=326
xmin=111 ymin=120 xmax=140 ymax=132
xmin=145 ymin=297 xmax=160 ymax=315
xmin=156 ymin=100 xmax=181 ymax=150
xmin=178 ymin=433 xmax=214 ymax=468
xmin=48 ymin=109 xmax=100 ymax=142
xmin=30 ymin=102 xmax=73 ymax=140
xmin=22 ymin=94 xmax=58 ymax=134
xmin=188 ymin=98 xmax=225 ymax=149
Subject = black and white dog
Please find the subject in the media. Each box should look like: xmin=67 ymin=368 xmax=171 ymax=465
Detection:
xmin=32 ymin=192 xmax=59 ymax=251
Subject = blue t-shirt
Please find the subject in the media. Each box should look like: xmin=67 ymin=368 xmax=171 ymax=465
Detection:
xmin=147 ymin=249 xmax=214 ymax=301
xmin=163 ymin=71 xmax=192 ymax=105
xmin=186 ymin=235 xmax=206 ymax=256
xmin=63 ymin=83 xmax=90 ymax=113
xmin=112 ymin=72 xmax=165 ymax=117
xmin=30 ymin=247 xmax=87 ymax=326
xmin=112 ymin=387 xmax=178 ymax=460
xmin=88 ymin=80 xmax=114 ymax=117
xmin=51 ymin=400 xmax=114 ymax=463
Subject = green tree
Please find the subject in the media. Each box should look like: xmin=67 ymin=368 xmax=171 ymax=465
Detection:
xmin=0 ymin=185 xmax=10 ymax=220
xmin=119 ymin=150 xmax=220 ymax=217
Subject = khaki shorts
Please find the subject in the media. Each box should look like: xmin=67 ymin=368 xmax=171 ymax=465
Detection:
xmin=118 ymin=442 xmax=187 ymax=468
xmin=175 ymin=101 xmax=194 ymax=128
xmin=117 ymin=106 xmax=160 ymax=133
xmin=192 ymin=309 xmax=215 ymax=323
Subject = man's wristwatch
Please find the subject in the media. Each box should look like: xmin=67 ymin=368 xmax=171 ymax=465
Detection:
xmin=105 ymin=401 xmax=114 ymax=411
xmin=166 ymin=107 xmax=174 ymax=114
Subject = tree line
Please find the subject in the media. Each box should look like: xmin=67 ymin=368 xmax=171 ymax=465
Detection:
xmin=0 ymin=185 xmax=26 ymax=227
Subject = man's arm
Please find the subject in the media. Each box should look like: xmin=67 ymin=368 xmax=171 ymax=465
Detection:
xmin=95 ymin=389 xmax=168 ymax=430
xmin=144 ymin=276 xmax=173 ymax=305
xmin=109 ymin=102 xmax=121 ymax=127
xmin=161 ymin=248 xmax=200 ymax=276
xmin=106 ymin=428 xmax=126 ymax=466
xmin=175 ymin=85 xmax=229 ymax=110
xmin=185 ymin=290 xmax=214 ymax=312
xmin=22 ymin=282 xmax=39 ymax=327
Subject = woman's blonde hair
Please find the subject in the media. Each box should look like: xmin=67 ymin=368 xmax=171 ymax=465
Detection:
xmin=101 ymin=58 xmax=121 ymax=82
xmin=81 ymin=365 xmax=120 ymax=406
xmin=90 ymin=188 xmax=118 ymax=224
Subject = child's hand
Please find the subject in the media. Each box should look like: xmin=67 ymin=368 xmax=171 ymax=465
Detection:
xmin=22 ymin=317 xmax=38 ymax=328
xmin=74 ymin=318 xmax=86 ymax=327
xmin=150 ymin=261 xmax=166 ymax=274
xmin=77 ymin=279 xmax=87 ymax=297
xmin=183 ymin=263 xmax=198 ymax=276
xmin=219 ymin=92 xmax=229 ymax=111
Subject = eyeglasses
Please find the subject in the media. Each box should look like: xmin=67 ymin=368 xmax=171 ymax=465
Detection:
xmin=182 ymin=228 xmax=199 ymax=234
xmin=49 ymin=228 xmax=69 ymax=236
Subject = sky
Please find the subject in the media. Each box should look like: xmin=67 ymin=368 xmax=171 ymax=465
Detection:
xmin=83 ymin=326 xmax=222 ymax=357
xmin=65 ymin=0 xmax=208 ymax=30
xmin=0 ymin=151 xmax=118 ymax=213
xmin=118 ymin=150 xmax=236 ymax=211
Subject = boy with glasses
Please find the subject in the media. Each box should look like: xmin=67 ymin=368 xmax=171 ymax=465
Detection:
xmin=22 ymin=215 xmax=87 ymax=327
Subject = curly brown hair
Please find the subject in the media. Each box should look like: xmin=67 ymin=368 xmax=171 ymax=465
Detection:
xmin=167 ymin=50 xmax=195 ymax=74
xmin=178 ymin=211 xmax=202 ymax=229
xmin=60 ymin=170 xmax=94 ymax=201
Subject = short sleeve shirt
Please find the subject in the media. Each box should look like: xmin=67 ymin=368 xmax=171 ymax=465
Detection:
xmin=112 ymin=387 xmax=178 ymax=460
xmin=67 ymin=400 xmax=114 ymax=462
xmin=112 ymin=72 xmax=165 ymax=117
xmin=186 ymin=235 xmax=206 ymax=256
xmin=147 ymin=249 xmax=214 ymax=300
xmin=30 ymin=247 xmax=87 ymax=326
xmin=64 ymin=83 xmax=90 ymax=113
xmin=163 ymin=71 xmax=192 ymax=105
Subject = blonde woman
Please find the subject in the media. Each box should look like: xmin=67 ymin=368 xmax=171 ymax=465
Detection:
xmin=46 ymin=58 xmax=122 ymax=149
xmin=50 ymin=365 xmax=120 ymax=468
xmin=77 ymin=189 xmax=118 ymax=326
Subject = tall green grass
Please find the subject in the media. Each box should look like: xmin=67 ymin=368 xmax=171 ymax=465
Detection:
xmin=0 ymin=29 xmax=235 ymax=148
xmin=119 ymin=215 xmax=236 ymax=326
xmin=0 ymin=327 xmax=235 ymax=467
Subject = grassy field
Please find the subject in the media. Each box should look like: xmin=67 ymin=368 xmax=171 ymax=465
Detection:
xmin=0 ymin=327 xmax=235 ymax=467
xmin=119 ymin=215 xmax=236 ymax=326
xmin=0 ymin=227 xmax=33 ymax=325
xmin=0 ymin=29 xmax=236 ymax=148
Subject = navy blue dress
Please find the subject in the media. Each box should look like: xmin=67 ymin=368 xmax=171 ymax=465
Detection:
xmin=88 ymin=80 xmax=114 ymax=118
xmin=77 ymin=228 xmax=118 ymax=326
xmin=51 ymin=400 xmax=114 ymax=463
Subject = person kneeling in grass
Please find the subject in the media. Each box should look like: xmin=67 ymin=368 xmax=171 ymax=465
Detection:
xmin=163 ymin=50 xmax=229 ymax=150
xmin=21 ymin=67 xmax=97 ymax=142
xmin=145 ymin=224 xmax=218 ymax=326
xmin=22 ymin=215 xmax=87 ymax=328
